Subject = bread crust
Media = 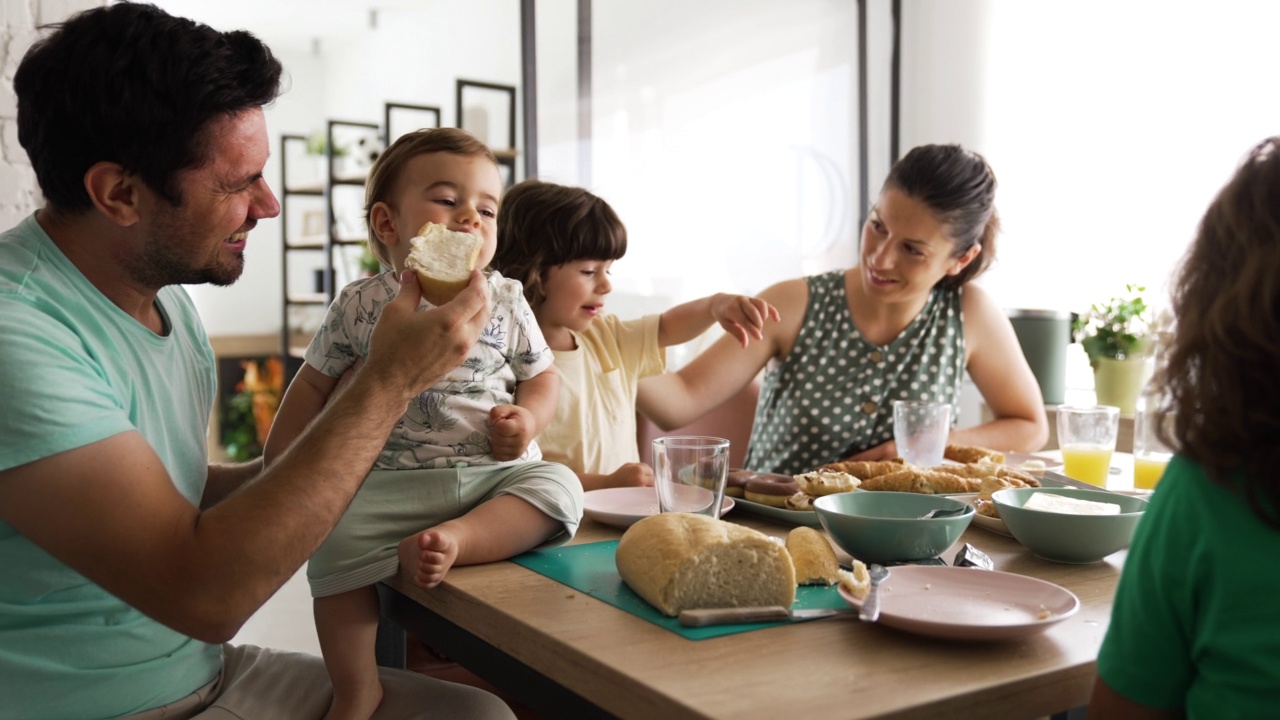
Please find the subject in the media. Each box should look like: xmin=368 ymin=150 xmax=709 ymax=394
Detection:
xmin=786 ymin=527 xmax=840 ymax=585
xmin=404 ymin=222 xmax=483 ymax=306
xmin=616 ymin=513 xmax=796 ymax=616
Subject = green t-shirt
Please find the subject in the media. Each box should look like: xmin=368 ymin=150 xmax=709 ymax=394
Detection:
xmin=1097 ymin=455 xmax=1280 ymax=717
xmin=0 ymin=214 xmax=221 ymax=719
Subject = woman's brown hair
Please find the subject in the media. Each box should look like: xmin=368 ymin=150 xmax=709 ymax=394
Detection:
xmin=492 ymin=179 xmax=627 ymax=307
xmin=362 ymin=127 xmax=497 ymax=268
xmin=1159 ymin=137 xmax=1280 ymax=528
xmin=883 ymin=144 xmax=1000 ymax=290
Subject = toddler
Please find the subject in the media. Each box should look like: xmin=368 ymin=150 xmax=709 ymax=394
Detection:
xmin=491 ymin=179 xmax=778 ymax=490
xmin=265 ymin=130 xmax=582 ymax=720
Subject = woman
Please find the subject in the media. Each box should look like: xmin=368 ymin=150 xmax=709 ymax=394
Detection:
xmin=639 ymin=144 xmax=1047 ymax=475
xmin=1088 ymin=138 xmax=1280 ymax=718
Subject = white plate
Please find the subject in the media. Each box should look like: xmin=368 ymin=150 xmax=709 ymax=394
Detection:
xmin=582 ymin=487 xmax=735 ymax=529
xmin=948 ymin=492 xmax=1013 ymax=537
xmin=837 ymin=565 xmax=1080 ymax=640
xmin=731 ymin=496 xmax=823 ymax=528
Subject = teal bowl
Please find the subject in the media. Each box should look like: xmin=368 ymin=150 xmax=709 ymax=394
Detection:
xmin=992 ymin=487 xmax=1148 ymax=564
xmin=813 ymin=492 xmax=974 ymax=564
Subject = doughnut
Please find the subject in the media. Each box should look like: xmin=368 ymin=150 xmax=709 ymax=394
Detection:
xmin=744 ymin=473 xmax=801 ymax=507
xmin=724 ymin=468 xmax=757 ymax=498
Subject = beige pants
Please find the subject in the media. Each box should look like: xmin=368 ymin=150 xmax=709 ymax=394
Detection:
xmin=118 ymin=644 xmax=515 ymax=720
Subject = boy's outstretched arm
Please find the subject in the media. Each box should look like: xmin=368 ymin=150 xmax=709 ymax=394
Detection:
xmin=577 ymin=462 xmax=655 ymax=492
xmin=489 ymin=366 xmax=559 ymax=460
xmin=263 ymin=365 xmax=340 ymax=466
xmin=658 ymin=293 xmax=781 ymax=349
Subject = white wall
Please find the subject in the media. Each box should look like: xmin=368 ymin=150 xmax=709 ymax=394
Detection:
xmin=0 ymin=0 xmax=105 ymax=229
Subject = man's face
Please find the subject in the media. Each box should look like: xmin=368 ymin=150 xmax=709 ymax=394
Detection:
xmin=128 ymin=108 xmax=279 ymax=287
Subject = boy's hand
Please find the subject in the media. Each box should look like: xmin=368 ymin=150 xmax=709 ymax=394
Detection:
xmin=710 ymin=293 xmax=781 ymax=348
xmin=488 ymin=404 xmax=536 ymax=461
xmin=607 ymin=462 xmax=654 ymax=488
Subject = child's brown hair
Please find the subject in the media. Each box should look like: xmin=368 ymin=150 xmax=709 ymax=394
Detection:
xmin=492 ymin=179 xmax=627 ymax=307
xmin=362 ymin=127 xmax=497 ymax=268
xmin=1161 ymin=136 xmax=1280 ymax=528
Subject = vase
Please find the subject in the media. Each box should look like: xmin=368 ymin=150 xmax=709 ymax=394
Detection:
xmin=1092 ymin=356 xmax=1153 ymax=414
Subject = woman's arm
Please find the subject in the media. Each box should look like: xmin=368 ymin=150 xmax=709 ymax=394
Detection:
xmin=262 ymin=364 xmax=340 ymax=466
xmin=639 ymin=278 xmax=807 ymax=430
xmin=657 ymin=293 xmax=780 ymax=348
xmin=956 ymin=284 xmax=1050 ymax=452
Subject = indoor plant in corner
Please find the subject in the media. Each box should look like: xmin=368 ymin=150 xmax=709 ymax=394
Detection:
xmin=1072 ymin=284 xmax=1153 ymax=414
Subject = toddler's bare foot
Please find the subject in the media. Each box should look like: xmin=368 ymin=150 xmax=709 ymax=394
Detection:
xmin=398 ymin=529 xmax=460 ymax=588
xmin=324 ymin=678 xmax=382 ymax=720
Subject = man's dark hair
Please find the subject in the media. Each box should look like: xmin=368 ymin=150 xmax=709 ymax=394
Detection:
xmin=14 ymin=2 xmax=283 ymax=212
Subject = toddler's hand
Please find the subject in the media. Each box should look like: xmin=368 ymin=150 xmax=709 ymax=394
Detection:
xmin=710 ymin=293 xmax=781 ymax=348
xmin=607 ymin=462 xmax=654 ymax=488
xmin=488 ymin=404 xmax=536 ymax=461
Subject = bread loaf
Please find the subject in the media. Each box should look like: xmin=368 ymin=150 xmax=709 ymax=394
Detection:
xmin=403 ymin=222 xmax=483 ymax=306
xmin=616 ymin=513 xmax=796 ymax=617
xmin=786 ymin=527 xmax=840 ymax=586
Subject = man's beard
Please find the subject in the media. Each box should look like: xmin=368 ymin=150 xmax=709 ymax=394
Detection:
xmin=126 ymin=209 xmax=247 ymax=288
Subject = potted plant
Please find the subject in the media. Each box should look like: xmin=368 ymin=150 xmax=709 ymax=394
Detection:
xmin=1071 ymin=284 xmax=1153 ymax=413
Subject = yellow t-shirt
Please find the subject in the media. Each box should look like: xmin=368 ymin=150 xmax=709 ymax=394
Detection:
xmin=541 ymin=314 xmax=666 ymax=474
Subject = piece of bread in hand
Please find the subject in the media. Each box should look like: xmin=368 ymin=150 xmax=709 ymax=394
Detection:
xmin=786 ymin=527 xmax=840 ymax=586
xmin=616 ymin=513 xmax=796 ymax=616
xmin=403 ymin=222 xmax=483 ymax=306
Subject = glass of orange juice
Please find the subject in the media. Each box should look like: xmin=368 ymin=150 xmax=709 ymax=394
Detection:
xmin=1057 ymin=405 xmax=1120 ymax=487
xmin=1133 ymin=395 xmax=1173 ymax=490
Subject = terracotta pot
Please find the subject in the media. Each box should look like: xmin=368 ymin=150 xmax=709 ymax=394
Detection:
xmin=1092 ymin=356 xmax=1153 ymax=414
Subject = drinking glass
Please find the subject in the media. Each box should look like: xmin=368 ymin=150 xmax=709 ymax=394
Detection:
xmin=1133 ymin=394 xmax=1173 ymax=490
xmin=893 ymin=400 xmax=952 ymax=467
xmin=1057 ymin=405 xmax=1120 ymax=487
xmin=652 ymin=436 xmax=730 ymax=517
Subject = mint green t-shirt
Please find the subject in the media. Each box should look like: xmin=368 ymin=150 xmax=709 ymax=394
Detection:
xmin=0 ymin=214 xmax=221 ymax=720
xmin=1098 ymin=455 xmax=1280 ymax=717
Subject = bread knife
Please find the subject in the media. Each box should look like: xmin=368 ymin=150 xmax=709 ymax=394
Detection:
xmin=677 ymin=606 xmax=850 ymax=627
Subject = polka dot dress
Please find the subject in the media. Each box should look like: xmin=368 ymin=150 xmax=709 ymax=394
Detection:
xmin=744 ymin=269 xmax=965 ymax=475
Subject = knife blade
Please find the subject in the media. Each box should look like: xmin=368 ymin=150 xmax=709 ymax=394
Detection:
xmin=677 ymin=606 xmax=849 ymax=627
xmin=859 ymin=563 xmax=888 ymax=622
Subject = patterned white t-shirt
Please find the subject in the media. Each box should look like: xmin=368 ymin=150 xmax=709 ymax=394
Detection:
xmin=305 ymin=270 xmax=553 ymax=469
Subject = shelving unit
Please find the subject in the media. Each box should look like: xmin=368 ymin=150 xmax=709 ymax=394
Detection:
xmin=278 ymin=133 xmax=326 ymax=382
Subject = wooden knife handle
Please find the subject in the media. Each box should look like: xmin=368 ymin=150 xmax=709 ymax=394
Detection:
xmin=678 ymin=606 xmax=790 ymax=627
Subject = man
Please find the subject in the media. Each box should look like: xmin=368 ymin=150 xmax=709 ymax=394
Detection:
xmin=0 ymin=4 xmax=513 ymax=719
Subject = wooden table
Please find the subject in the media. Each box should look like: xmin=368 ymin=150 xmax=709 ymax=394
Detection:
xmin=378 ymin=506 xmax=1124 ymax=720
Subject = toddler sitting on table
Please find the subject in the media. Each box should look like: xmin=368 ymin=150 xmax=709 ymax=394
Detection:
xmin=265 ymin=129 xmax=582 ymax=720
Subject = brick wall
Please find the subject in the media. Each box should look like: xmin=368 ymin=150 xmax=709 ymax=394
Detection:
xmin=0 ymin=0 xmax=103 ymax=228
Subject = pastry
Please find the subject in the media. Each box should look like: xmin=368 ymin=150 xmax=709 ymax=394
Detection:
xmin=817 ymin=459 xmax=904 ymax=479
xmin=943 ymin=444 xmax=1005 ymax=465
xmin=859 ymin=467 xmax=980 ymax=494
xmin=744 ymin=474 xmax=802 ymax=507
xmin=794 ymin=470 xmax=860 ymax=496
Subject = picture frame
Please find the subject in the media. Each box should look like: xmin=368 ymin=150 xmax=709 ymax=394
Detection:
xmin=301 ymin=209 xmax=325 ymax=239
xmin=384 ymin=102 xmax=442 ymax=146
xmin=456 ymin=80 xmax=517 ymax=186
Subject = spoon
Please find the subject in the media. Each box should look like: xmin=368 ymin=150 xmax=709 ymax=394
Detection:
xmin=859 ymin=564 xmax=889 ymax=622
xmin=919 ymin=506 xmax=970 ymax=519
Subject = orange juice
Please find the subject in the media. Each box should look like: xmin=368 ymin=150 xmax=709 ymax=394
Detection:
xmin=1134 ymin=454 xmax=1171 ymax=490
xmin=1061 ymin=444 xmax=1114 ymax=486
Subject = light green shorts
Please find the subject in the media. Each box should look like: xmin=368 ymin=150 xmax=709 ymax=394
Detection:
xmin=307 ymin=461 xmax=582 ymax=597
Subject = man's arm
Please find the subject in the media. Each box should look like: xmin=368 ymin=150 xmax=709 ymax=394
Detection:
xmin=0 ymin=271 xmax=489 ymax=643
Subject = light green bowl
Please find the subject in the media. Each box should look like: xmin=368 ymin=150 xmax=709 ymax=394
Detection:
xmin=992 ymin=487 xmax=1148 ymax=564
xmin=813 ymin=492 xmax=974 ymax=564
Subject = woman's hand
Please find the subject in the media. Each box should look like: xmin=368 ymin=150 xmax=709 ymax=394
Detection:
xmin=843 ymin=439 xmax=899 ymax=462
xmin=710 ymin=293 xmax=782 ymax=348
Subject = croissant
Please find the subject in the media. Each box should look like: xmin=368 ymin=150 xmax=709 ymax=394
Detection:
xmin=943 ymin=444 xmax=1005 ymax=465
xmin=859 ymin=468 xmax=980 ymax=494
xmin=818 ymin=459 xmax=905 ymax=479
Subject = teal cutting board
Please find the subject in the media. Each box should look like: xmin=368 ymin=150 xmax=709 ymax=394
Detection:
xmin=510 ymin=540 xmax=850 ymax=640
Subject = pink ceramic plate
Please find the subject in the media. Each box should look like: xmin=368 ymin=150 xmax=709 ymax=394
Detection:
xmin=838 ymin=565 xmax=1079 ymax=640
xmin=582 ymin=487 xmax=735 ymax=529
